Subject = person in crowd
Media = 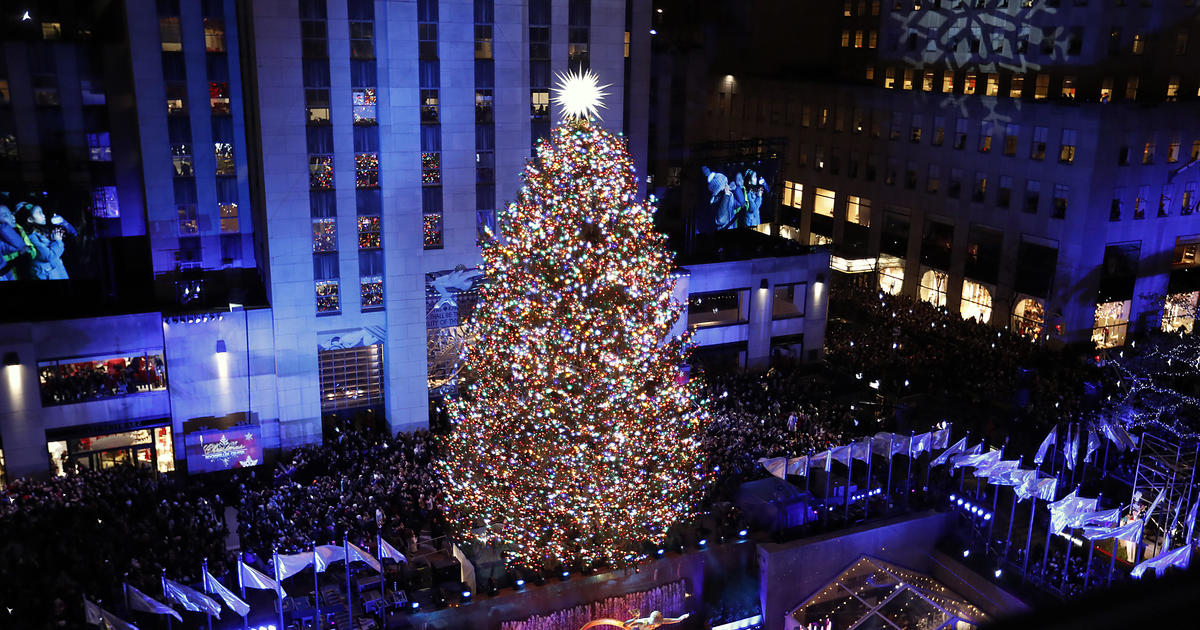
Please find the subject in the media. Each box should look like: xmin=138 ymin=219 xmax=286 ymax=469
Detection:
xmin=14 ymin=202 xmax=77 ymax=280
xmin=742 ymin=169 xmax=768 ymax=227
xmin=0 ymin=204 xmax=34 ymax=280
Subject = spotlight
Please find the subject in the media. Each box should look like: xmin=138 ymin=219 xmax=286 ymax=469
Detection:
xmin=656 ymin=548 xmax=665 ymax=557
xmin=994 ymin=568 xmax=1002 ymax=578
xmin=515 ymin=578 xmax=526 ymax=588
xmin=738 ymin=529 xmax=748 ymax=538
xmin=956 ymin=498 xmax=963 ymax=506
xmin=949 ymin=494 xmax=957 ymax=502
xmin=983 ymin=513 xmax=992 ymax=521
xmin=962 ymin=549 xmax=970 ymax=558
xmin=411 ymin=601 xmax=420 ymax=611
xmin=698 ymin=538 xmax=708 ymax=548
xmin=561 ymin=570 xmax=570 ymax=579
xmin=462 ymin=589 xmax=472 ymax=600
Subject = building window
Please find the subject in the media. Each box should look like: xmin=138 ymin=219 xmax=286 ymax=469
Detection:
xmin=475 ymin=24 xmax=494 ymax=59
xmin=358 ymin=215 xmax=381 ymax=249
xmin=1183 ymin=184 xmax=1196 ymax=215
xmin=1125 ymin=76 xmax=1139 ymax=101
xmin=902 ymin=69 xmax=914 ymax=90
xmin=814 ymin=188 xmax=836 ymax=217
xmin=92 ymin=186 xmax=120 ymax=218
xmin=306 ymin=89 xmax=331 ymax=124
xmin=879 ymin=262 xmax=904 ymax=295
xmin=1092 ymin=300 xmax=1130 ymax=348
xmin=985 ymin=74 xmax=999 ymax=97
xmin=166 ymin=83 xmax=187 ymax=115
xmin=978 ymin=122 xmax=993 ymax=153
xmin=1142 ymin=140 xmax=1155 ymax=165
xmin=963 ymin=72 xmax=976 ymax=95
xmin=355 ymin=153 xmax=379 ymax=189
xmin=312 ymin=217 xmax=337 ymax=252
xmin=1061 ymin=76 xmax=1076 ymax=99
xmin=919 ymin=269 xmax=949 ymax=308
xmin=997 ymin=176 xmax=1012 ymax=208
xmin=315 ymin=280 xmax=340 ymax=314
xmin=783 ymin=181 xmax=803 ymax=209
xmin=204 ymin=18 xmax=226 ymax=53
xmin=209 ymin=81 xmax=231 ymax=115
xmin=171 ymin=144 xmax=193 ymax=176
xmin=302 ymin=20 xmax=328 ymax=58
xmin=948 ymin=169 xmax=963 ymax=199
xmin=421 ymin=152 xmax=441 ymax=185
xmin=1167 ymin=76 xmax=1180 ymax=100
xmin=1131 ymin=33 xmax=1144 ymax=55
xmin=178 ymin=204 xmax=198 ymax=235
xmin=423 ymin=212 xmax=443 ymax=249
xmin=1110 ymin=188 xmax=1125 ymax=221
xmin=841 ymin=30 xmax=850 ymax=47
xmin=927 ymin=165 xmax=940 ymax=194
xmin=214 ymin=142 xmax=235 ymax=175
xmin=1034 ymin=74 xmax=1049 ymax=100
xmin=87 ymin=132 xmax=112 ymax=161
xmin=1100 ymin=77 xmax=1113 ymax=102
xmin=1168 ymin=139 xmax=1181 ymax=163
xmin=954 ymin=118 xmax=968 ymax=149
xmin=960 ymin=280 xmax=992 ymax=323
xmin=351 ymin=21 xmax=375 ymax=59
xmin=217 ymin=203 xmax=238 ymax=233
xmin=310 ymin=155 xmax=334 ymax=189
xmin=350 ymin=88 xmax=377 ymax=125
xmin=973 ymin=172 xmax=988 ymax=202
xmin=941 ymin=70 xmax=954 ymax=93
xmin=1163 ymin=292 xmax=1199 ymax=333
xmin=1058 ymin=129 xmax=1076 ymax=164
xmin=884 ymin=68 xmax=895 ymax=89
xmin=1052 ymin=184 xmax=1068 ymax=219
xmin=846 ymin=196 xmax=870 ymax=226
xmin=361 ymin=276 xmax=384 ymax=309
xmin=160 ymin=17 xmax=183 ymax=52
xmin=1031 ymin=126 xmax=1047 ymax=160
xmin=319 ymin=344 xmax=384 ymax=410
xmin=931 ymin=116 xmax=945 ymax=146
xmin=1009 ymin=75 xmax=1024 ymax=98
xmin=688 ymin=290 xmax=747 ymax=328
xmin=531 ymin=89 xmax=549 ymax=119
xmin=1012 ymin=298 xmax=1045 ymax=339
xmin=772 ymin=283 xmax=807 ymax=319
xmin=1024 ymin=180 xmax=1040 ymax=214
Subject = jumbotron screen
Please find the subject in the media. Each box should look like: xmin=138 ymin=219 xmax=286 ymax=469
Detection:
xmin=184 ymin=428 xmax=263 ymax=474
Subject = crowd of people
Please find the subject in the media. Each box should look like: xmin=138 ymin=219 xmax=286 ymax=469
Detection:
xmin=0 ymin=467 xmax=228 ymax=629
xmin=38 ymin=355 xmax=167 ymax=406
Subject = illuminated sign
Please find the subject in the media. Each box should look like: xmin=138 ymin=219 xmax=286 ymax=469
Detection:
xmin=184 ymin=428 xmax=261 ymax=473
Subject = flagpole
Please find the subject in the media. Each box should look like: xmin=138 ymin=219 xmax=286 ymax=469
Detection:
xmin=864 ymin=438 xmax=873 ymax=520
xmin=122 ymin=574 xmax=130 ymax=620
xmin=905 ymin=431 xmax=915 ymax=508
xmin=314 ymin=543 xmax=322 ymax=630
xmin=161 ymin=568 xmax=172 ymax=630
xmin=202 ymin=558 xmax=213 ymax=630
xmin=958 ymin=431 xmax=970 ymax=494
xmin=844 ymin=446 xmax=852 ymax=522
xmin=1021 ymin=456 xmax=1043 ymax=582
xmin=1038 ymin=485 xmax=1060 ymax=583
xmin=1004 ymin=457 xmax=1022 ymax=559
xmin=377 ymin=528 xmax=386 ymax=624
xmin=238 ymin=552 xmax=248 ymax=630
xmin=987 ymin=447 xmax=1003 ymax=553
xmin=823 ymin=454 xmax=832 ymax=527
xmin=886 ymin=434 xmax=894 ymax=504
xmin=344 ymin=534 xmax=354 ymax=629
xmin=273 ymin=549 xmax=285 ymax=630
xmin=1108 ymin=524 xmax=1119 ymax=588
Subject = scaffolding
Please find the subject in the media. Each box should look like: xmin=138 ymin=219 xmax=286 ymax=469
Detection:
xmin=1130 ymin=431 xmax=1200 ymax=559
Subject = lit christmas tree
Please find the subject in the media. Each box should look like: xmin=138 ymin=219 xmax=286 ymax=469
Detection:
xmin=436 ymin=71 xmax=708 ymax=569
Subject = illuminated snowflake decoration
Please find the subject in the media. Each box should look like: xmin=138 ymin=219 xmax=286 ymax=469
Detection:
xmin=552 ymin=69 xmax=610 ymax=121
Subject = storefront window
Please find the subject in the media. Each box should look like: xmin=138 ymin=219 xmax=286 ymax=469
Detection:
xmin=47 ymin=425 xmax=174 ymax=476
xmin=38 ymin=354 xmax=167 ymax=406
xmin=879 ymin=263 xmax=905 ymax=295
xmin=1162 ymin=291 xmax=1199 ymax=333
xmin=919 ymin=269 xmax=949 ymax=308
xmin=1092 ymin=300 xmax=1131 ymax=349
xmin=319 ymin=344 xmax=384 ymax=412
xmin=1012 ymin=297 xmax=1045 ymax=339
xmin=688 ymin=290 xmax=747 ymax=328
xmin=960 ymin=280 xmax=992 ymax=324
xmin=772 ymin=283 xmax=807 ymax=319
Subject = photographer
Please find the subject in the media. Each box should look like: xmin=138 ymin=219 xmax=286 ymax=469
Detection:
xmin=14 ymin=202 xmax=77 ymax=280
xmin=0 ymin=204 xmax=34 ymax=280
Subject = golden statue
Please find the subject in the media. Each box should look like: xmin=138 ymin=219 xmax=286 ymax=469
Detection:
xmin=579 ymin=610 xmax=690 ymax=630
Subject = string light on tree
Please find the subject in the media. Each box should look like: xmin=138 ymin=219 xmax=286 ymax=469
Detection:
xmin=436 ymin=77 xmax=707 ymax=569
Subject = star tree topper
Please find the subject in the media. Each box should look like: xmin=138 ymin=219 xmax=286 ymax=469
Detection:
xmin=552 ymin=69 xmax=611 ymax=121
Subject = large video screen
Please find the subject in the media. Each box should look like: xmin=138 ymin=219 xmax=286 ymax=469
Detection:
xmin=693 ymin=148 xmax=782 ymax=234
xmin=184 ymin=428 xmax=263 ymax=473
xmin=0 ymin=190 xmax=106 ymax=282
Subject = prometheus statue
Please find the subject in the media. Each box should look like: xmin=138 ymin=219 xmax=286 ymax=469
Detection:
xmin=578 ymin=610 xmax=690 ymax=629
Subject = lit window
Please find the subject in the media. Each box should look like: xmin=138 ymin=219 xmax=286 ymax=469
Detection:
xmin=688 ymin=290 xmax=747 ymax=328
xmin=978 ymin=121 xmax=993 ymax=153
xmin=318 ymin=344 xmax=384 ymax=410
xmin=422 ymin=89 xmax=440 ymax=123
xmin=423 ymin=212 xmax=443 ymax=249
xmin=884 ymin=68 xmax=895 ymax=89
xmin=1092 ymin=300 xmax=1130 ymax=348
xmin=310 ymin=155 xmax=334 ymax=189
xmin=204 ymin=18 xmax=226 ymax=53
xmin=1135 ymin=186 xmax=1149 ymax=219
xmin=361 ymin=277 xmax=384 ymax=308
xmin=306 ymin=89 xmax=331 ymax=125
xmin=963 ymin=73 xmax=976 ymax=95
xmin=1183 ymin=184 xmax=1196 ymax=215
xmin=358 ymin=215 xmax=381 ymax=248
xmin=902 ymin=69 xmax=914 ymax=90
xmin=92 ymin=186 xmax=120 ymax=218
xmin=1168 ymin=139 xmax=1182 ymax=163
xmin=531 ymin=89 xmax=549 ymax=119
xmin=921 ymin=71 xmax=934 ymax=92
xmin=209 ymin=82 xmax=231 ymax=115
xmin=1009 ymin=75 xmax=1024 ymax=98
xmin=1012 ymin=298 xmax=1045 ymax=339
xmin=160 ymin=17 xmax=182 ymax=52
xmin=41 ymin=22 xmax=62 ymax=40
xmin=1167 ymin=76 xmax=1180 ymax=100
xmin=879 ymin=262 xmax=905 ymax=295
xmin=87 ymin=132 xmax=112 ymax=162
xmin=927 ymin=165 xmax=940 ymax=194
xmin=782 ymin=181 xmax=803 ymax=209
xmin=1059 ymin=129 xmax=1076 ymax=164
xmin=814 ymin=188 xmax=836 ymax=217
xmin=1131 ymin=33 xmax=1144 ymax=55
xmin=960 ymin=280 xmax=992 ymax=323
xmin=312 ymin=217 xmax=337 ymax=252
xmin=772 ymin=283 xmax=807 ymax=319
xmin=355 ymin=153 xmax=379 ymax=189
xmin=422 ymin=152 xmax=441 ymax=185
xmin=868 ymin=30 xmax=877 ymax=48
xmin=475 ymin=90 xmax=494 ymax=123
xmin=1061 ymin=76 xmax=1076 ymax=99
xmin=1100 ymin=77 xmax=1113 ymax=102
xmin=219 ymin=203 xmax=238 ymax=233
xmin=1033 ymin=74 xmax=1049 ymax=100
xmin=1163 ymin=292 xmax=1199 ymax=333
xmin=214 ymin=142 xmax=235 ymax=175
xmin=316 ymin=280 xmax=340 ymax=313
xmin=846 ymin=196 xmax=870 ymax=226
xmin=841 ymin=30 xmax=850 ymax=47
xmin=985 ymin=74 xmax=998 ymax=96
xmin=1142 ymin=140 xmax=1155 ymax=164
xmin=178 ymin=205 xmax=198 ymax=235
xmin=919 ymin=269 xmax=949 ymax=308
xmin=166 ymin=84 xmax=187 ymax=115
xmin=1052 ymin=184 xmax=1069 ymax=219
xmin=1125 ymin=76 xmax=1139 ymax=100
xmin=942 ymin=70 xmax=954 ymax=93
xmin=855 ymin=30 xmax=865 ymax=48
xmin=351 ymin=88 xmax=377 ymax=125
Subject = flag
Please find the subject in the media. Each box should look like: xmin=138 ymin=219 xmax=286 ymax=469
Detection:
xmin=162 ymin=577 xmax=221 ymax=618
xmin=977 ymin=459 xmax=1019 ymax=480
xmin=985 ymin=461 xmax=1023 ymax=486
xmin=871 ymin=434 xmax=895 ymax=458
xmin=831 ymin=444 xmax=851 ymax=467
xmin=1081 ymin=518 xmax=1143 ymax=543
xmin=1033 ymin=426 xmax=1057 ymax=465
xmin=850 ymin=438 xmax=872 ymax=463
xmin=85 ymin=598 xmax=139 ymax=630
xmin=1011 ymin=470 xmax=1041 ymax=501
xmin=1062 ymin=425 xmax=1079 ymax=471
xmin=1146 ymin=489 xmax=1167 ymax=523
xmin=1080 ymin=508 xmax=1120 ymax=527
xmin=932 ymin=427 xmax=951 ymax=449
xmin=909 ymin=432 xmax=932 ymax=457
xmin=1186 ymin=500 xmax=1199 ymax=543
xmin=1048 ymin=490 xmax=1099 ymax=534
xmin=202 ymin=570 xmax=249 ymax=617
xmin=758 ymin=457 xmax=787 ymax=480
xmin=273 ymin=551 xmax=315 ymax=580
xmin=889 ymin=435 xmax=911 ymax=456
xmin=126 ymin=584 xmax=182 ymax=622
xmin=450 ymin=544 xmax=477 ymax=593
xmin=315 ymin=544 xmax=347 ymax=572
xmin=953 ymin=448 xmax=999 ymax=471
xmin=1131 ymin=545 xmax=1193 ymax=579
xmin=1099 ymin=418 xmax=1137 ymax=451
xmin=238 ymin=561 xmax=286 ymax=598
xmin=1036 ymin=477 xmax=1057 ymax=501
xmin=379 ymin=537 xmax=407 ymax=564
xmin=948 ymin=442 xmax=984 ymax=467
xmin=346 ymin=541 xmax=381 ymax=573
xmin=930 ymin=437 xmax=967 ymax=467
xmin=1084 ymin=428 xmax=1101 ymax=463
xmin=785 ymin=456 xmax=808 ymax=477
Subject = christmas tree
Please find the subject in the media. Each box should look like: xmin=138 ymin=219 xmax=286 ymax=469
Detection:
xmin=436 ymin=71 xmax=708 ymax=569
